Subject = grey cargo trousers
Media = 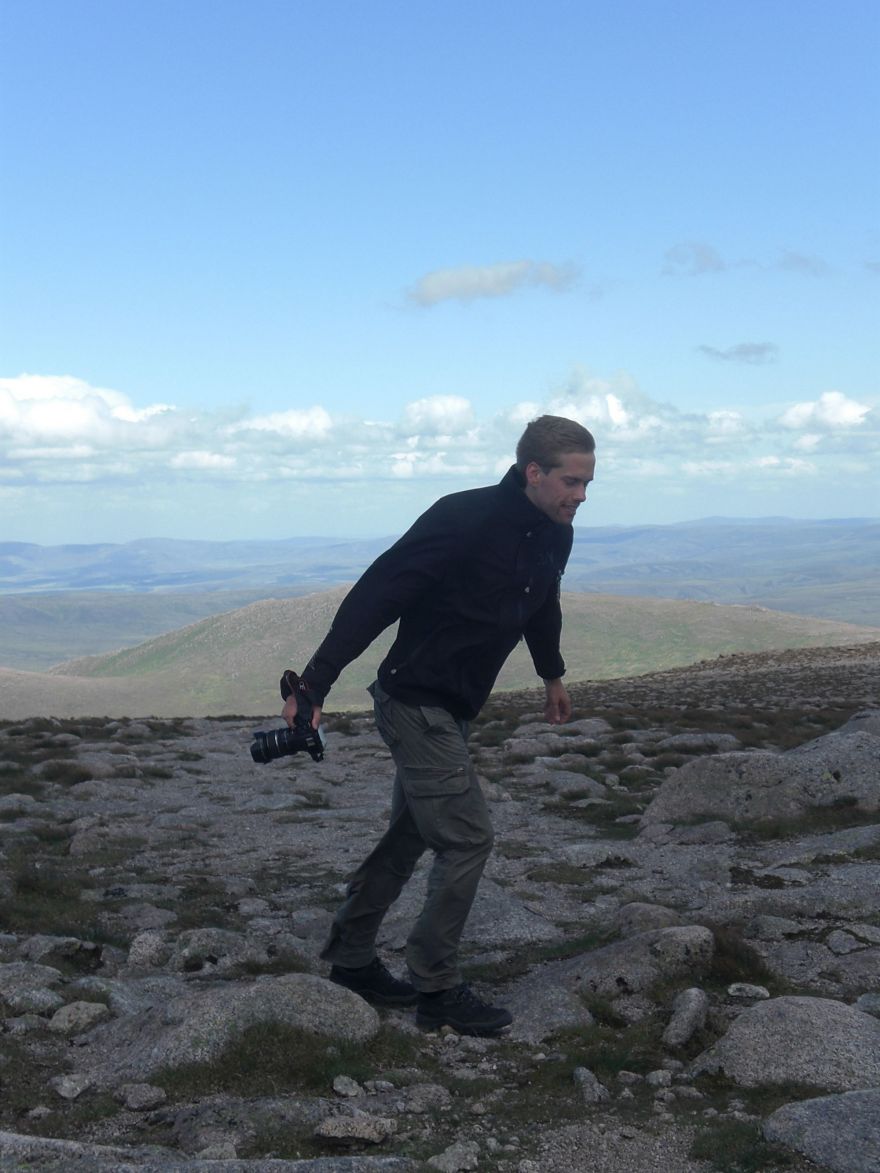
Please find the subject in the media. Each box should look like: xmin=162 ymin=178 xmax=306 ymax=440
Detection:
xmin=320 ymin=680 xmax=494 ymax=992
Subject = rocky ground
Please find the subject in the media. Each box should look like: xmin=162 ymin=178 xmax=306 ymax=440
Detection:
xmin=1 ymin=641 xmax=879 ymax=1172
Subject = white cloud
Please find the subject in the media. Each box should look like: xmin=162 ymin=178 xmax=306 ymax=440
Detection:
xmin=1 ymin=371 xmax=876 ymax=539
xmin=408 ymin=260 xmax=578 ymax=306
xmin=662 ymin=242 xmax=727 ymax=276
xmin=705 ymin=410 xmax=747 ymax=443
xmin=0 ymin=373 xmax=174 ymax=445
xmin=698 ymin=342 xmax=779 ymax=365
xmin=169 ymin=451 xmax=237 ymax=470
xmin=779 ymin=390 xmax=870 ymax=430
xmin=402 ymin=395 xmax=474 ymax=434
xmin=233 ymin=407 xmax=334 ymax=438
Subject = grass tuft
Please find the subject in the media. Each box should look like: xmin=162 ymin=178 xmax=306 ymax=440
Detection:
xmin=690 ymin=1118 xmax=800 ymax=1172
xmin=155 ymin=1021 xmax=427 ymax=1099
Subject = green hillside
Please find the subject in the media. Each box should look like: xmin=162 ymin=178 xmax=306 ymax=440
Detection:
xmin=45 ymin=588 xmax=880 ymax=717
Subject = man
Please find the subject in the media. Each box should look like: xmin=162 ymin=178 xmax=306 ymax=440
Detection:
xmin=282 ymin=415 xmax=595 ymax=1035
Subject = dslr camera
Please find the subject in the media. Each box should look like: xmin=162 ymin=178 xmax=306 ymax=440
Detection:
xmin=250 ymin=669 xmax=326 ymax=765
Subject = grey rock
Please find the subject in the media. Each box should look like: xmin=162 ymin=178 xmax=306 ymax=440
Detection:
xmin=691 ymin=996 xmax=880 ymax=1091
xmin=116 ymin=1082 xmax=167 ymax=1110
xmin=167 ymin=926 xmax=250 ymax=973
xmin=0 ymin=1129 xmax=174 ymax=1167
xmin=505 ymin=970 xmax=596 ymax=1043
xmin=427 ymin=1139 xmax=480 ymax=1171
xmin=0 ymin=793 xmax=38 ymax=815
xmin=543 ymin=770 xmax=608 ymax=799
xmin=0 ymin=960 xmax=63 ymax=1001
xmin=573 ymin=926 xmax=714 ymax=999
xmin=127 ymin=929 xmax=171 ymax=969
xmin=315 ymin=1111 xmax=397 ymax=1144
xmin=18 ymin=934 xmax=102 ymax=971
xmin=655 ymin=732 xmax=742 ymax=753
xmin=333 ymin=1074 xmax=364 ymax=1097
xmin=838 ymin=708 xmax=880 ymax=738
xmin=643 ymin=731 xmax=880 ymax=826
xmin=48 ymin=1000 xmax=110 ymax=1035
xmin=84 ymin=974 xmax=380 ymax=1086
xmin=404 ymin=1082 xmax=453 ymax=1113
xmin=573 ymin=1066 xmax=611 ymax=1103
xmin=662 ymin=987 xmax=709 ymax=1048
xmin=763 ymin=1089 xmax=880 ymax=1173
xmin=49 ymin=1073 xmax=94 ymax=1100
xmin=615 ymin=903 xmax=684 ymax=937
xmin=727 ymin=983 xmax=770 ymax=1000
xmin=826 ymin=930 xmax=863 ymax=954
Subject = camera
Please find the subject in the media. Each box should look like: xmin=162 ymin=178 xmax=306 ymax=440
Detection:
xmin=250 ymin=667 xmax=326 ymax=764
xmin=250 ymin=720 xmax=326 ymax=764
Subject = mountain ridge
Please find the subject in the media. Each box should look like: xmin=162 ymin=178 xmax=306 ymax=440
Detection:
xmin=0 ymin=588 xmax=875 ymax=720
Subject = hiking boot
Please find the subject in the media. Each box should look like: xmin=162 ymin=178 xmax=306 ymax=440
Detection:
xmin=329 ymin=958 xmax=418 ymax=1007
xmin=416 ymin=983 xmax=513 ymax=1036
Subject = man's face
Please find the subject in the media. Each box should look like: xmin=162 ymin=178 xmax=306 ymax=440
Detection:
xmin=524 ymin=451 xmax=595 ymax=525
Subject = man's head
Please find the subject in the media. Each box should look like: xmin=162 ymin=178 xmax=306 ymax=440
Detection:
xmin=516 ymin=415 xmax=596 ymax=526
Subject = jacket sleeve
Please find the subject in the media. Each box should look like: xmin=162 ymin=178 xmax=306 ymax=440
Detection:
xmin=522 ymin=529 xmax=572 ymax=681
xmin=299 ymin=498 xmax=463 ymax=704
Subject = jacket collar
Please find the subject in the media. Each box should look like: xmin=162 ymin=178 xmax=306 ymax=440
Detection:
xmin=499 ymin=465 xmax=555 ymax=528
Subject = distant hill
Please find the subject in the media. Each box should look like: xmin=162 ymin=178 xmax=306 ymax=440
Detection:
xmin=1 ymin=520 xmax=877 ymax=672
xmin=0 ymin=588 xmax=872 ymax=720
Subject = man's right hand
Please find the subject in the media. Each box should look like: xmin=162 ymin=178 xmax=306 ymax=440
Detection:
xmin=282 ymin=694 xmax=322 ymax=731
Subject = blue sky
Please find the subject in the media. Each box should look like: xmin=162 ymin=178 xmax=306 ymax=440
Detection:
xmin=1 ymin=0 xmax=877 ymax=544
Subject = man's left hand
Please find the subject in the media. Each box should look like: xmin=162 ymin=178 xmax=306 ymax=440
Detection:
xmin=543 ymin=678 xmax=572 ymax=725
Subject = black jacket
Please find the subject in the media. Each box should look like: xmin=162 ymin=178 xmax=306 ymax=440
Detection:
xmin=301 ymin=466 xmax=573 ymax=719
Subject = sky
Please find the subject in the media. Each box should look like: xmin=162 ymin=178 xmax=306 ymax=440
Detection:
xmin=1 ymin=0 xmax=878 ymax=545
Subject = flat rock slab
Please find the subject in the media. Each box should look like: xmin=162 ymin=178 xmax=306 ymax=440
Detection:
xmin=643 ymin=730 xmax=880 ymax=826
xmin=82 ymin=974 xmax=380 ymax=1087
xmin=763 ymin=1089 xmax=880 ymax=1173
xmin=692 ymin=996 xmax=880 ymax=1091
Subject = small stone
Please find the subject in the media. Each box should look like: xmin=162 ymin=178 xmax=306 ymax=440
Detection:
xmin=662 ymin=987 xmax=709 ymax=1048
xmin=127 ymin=930 xmax=171 ymax=969
xmin=315 ymin=1112 xmax=396 ymax=1144
xmin=197 ymin=1142 xmax=237 ymax=1159
xmin=48 ymin=1000 xmax=110 ymax=1035
xmin=49 ymin=1073 xmax=93 ymax=1100
xmin=573 ymin=1066 xmax=611 ymax=1103
xmin=116 ymin=1082 xmax=167 ymax=1110
xmin=675 ymin=1085 xmax=705 ymax=1100
xmin=405 ymin=1083 xmax=453 ymax=1114
xmin=427 ymin=1139 xmax=480 ymax=1171
xmin=332 ymin=1074 xmax=363 ymax=1097
xmin=825 ymin=930 xmax=862 ymax=955
xmin=646 ymin=1069 xmax=673 ymax=1087
xmin=364 ymin=1078 xmax=395 ymax=1092
xmin=727 ymin=983 xmax=770 ymax=1000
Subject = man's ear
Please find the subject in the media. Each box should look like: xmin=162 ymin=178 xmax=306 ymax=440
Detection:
xmin=524 ymin=461 xmax=544 ymax=487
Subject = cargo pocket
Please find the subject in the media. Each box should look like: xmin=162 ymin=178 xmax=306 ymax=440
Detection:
xmin=400 ymin=764 xmax=470 ymax=798
xmin=371 ymin=687 xmax=400 ymax=749
xmin=418 ymin=705 xmax=456 ymax=733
